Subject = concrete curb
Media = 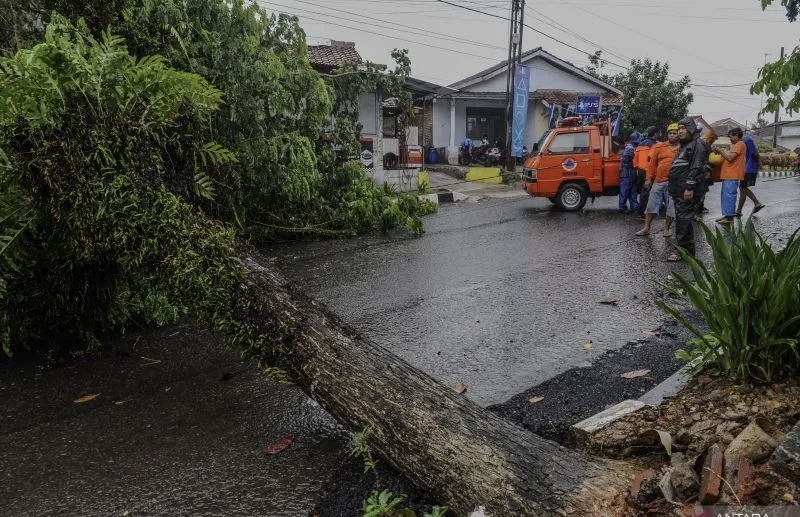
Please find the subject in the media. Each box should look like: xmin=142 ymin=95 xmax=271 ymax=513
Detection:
xmin=759 ymin=170 xmax=799 ymax=177
xmin=418 ymin=191 xmax=470 ymax=204
xmin=569 ymin=364 xmax=693 ymax=442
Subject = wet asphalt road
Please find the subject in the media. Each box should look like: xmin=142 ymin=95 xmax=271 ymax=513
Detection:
xmin=270 ymin=175 xmax=800 ymax=406
xmin=2 ymin=175 xmax=799 ymax=517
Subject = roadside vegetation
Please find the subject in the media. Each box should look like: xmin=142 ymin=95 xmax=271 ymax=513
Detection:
xmin=659 ymin=220 xmax=800 ymax=382
xmin=0 ymin=1 xmax=434 ymax=359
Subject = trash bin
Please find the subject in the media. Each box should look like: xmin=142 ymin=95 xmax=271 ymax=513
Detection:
xmin=427 ymin=147 xmax=439 ymax=165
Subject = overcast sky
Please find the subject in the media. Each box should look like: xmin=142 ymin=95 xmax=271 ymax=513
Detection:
xmin=254 ymin=0 xmax=799 ymax=126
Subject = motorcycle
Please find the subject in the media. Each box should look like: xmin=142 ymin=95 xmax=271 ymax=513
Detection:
xmin=515 ymin=145 xmax=529 ymax=165
xmin=458 ymin=141 xmax=473 ymax=166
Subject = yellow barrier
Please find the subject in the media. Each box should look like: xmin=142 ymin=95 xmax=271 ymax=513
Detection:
xmin=466 ymin=167 xmax=503 ymax=184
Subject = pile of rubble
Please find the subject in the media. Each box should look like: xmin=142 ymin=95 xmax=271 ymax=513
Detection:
xmin=575 ymin=374 xmax=800 ymax=512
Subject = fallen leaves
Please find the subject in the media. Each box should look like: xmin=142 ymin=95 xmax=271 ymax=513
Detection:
xmin=265 ymin=434 xmax=294 ymax=455
xmin=621 ymin=369 xmax=651 ymax=379
xmin=599 ymin=299 xmax=618 ymax=306
xmin=639 ymin=428 xmax=673 ymax=456
xmin=452 ymin=383 xmax=468 ymax=394
xmin=73 ymin=393 xmax=100 ymax=404
xmin=582 ymin=342 xmax=593 ymax=349
xmin=528 ymin=396 xmax=545 ymax=404
xmin=643 ymin=327 xmax=662 ymax=337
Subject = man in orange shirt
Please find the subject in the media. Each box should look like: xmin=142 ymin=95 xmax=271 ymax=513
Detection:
xmin=635 ymin=123 xmax=679 ymax=236
xmin=712 ymin=127 xmax=746 ymax=225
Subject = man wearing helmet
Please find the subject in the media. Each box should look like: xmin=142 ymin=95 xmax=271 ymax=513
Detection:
xmin=666 ymin=117 xmax=709 ymax=261
xmin=635 ymin=123 xmax=679 ymax=237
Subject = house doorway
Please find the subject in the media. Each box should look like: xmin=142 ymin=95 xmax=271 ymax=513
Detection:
xmin=466 ymin=107 xmax=505 ymax=145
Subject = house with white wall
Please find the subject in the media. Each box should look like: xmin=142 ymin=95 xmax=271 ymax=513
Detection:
xmin=307 ymin=40 xmax=442 ymax=189
xmin=428 ymin=47 xmax=621 ymax=163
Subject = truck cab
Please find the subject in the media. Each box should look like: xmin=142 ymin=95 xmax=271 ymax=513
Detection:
xmin=521 ymin=118 xmax=620 ymax=211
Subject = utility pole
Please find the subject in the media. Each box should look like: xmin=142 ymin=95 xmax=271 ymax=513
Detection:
xmin=773 ymin=46 xmax=784 ymax=149
xmin=760 ymin=53 xmax=768 ymax=114
xmin=504 ymin=0 xmax=525 ymax=171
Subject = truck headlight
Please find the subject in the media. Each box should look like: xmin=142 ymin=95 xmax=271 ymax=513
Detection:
xmin=523 ymin=168 xmax=537 ymax=180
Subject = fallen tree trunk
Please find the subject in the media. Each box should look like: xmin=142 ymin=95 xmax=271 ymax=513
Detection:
xmin=239 ymin=255 xmax=637 ymax=516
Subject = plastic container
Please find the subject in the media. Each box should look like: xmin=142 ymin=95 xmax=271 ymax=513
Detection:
xmin=427 ymin=147 xmax=439 ymax=164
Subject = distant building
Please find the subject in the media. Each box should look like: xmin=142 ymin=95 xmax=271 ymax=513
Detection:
xmin=426 ymin=47 xmax=621 ymax=162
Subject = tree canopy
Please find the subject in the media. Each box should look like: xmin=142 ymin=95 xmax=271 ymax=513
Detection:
xmin=752 ymin=1 xmax=800 ymax=115
xmin=0 ymin=1 xmax=435 ymax=357
xmin=586 ymin=52 xmax=692 ymax=137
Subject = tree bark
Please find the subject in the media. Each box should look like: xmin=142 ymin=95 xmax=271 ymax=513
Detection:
xmin=240 ymin=255 xmax=637 ymax=516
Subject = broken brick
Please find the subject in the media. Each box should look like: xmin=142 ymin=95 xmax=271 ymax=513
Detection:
xmin=629 ymin=468 xmax=654 ymax=502
xmin=734 ymin=456 xmax=754 ymax=502
xmin=699 ymin=444 xmax=724 ymax=504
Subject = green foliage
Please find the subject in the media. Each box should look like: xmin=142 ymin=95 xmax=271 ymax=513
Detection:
xmin=752 ymin=1 xmax=800 ymax=115
xmin=0 ymin=17 xmax=240 ymax=356
xmin=760 ymin=0 xmax=800 ymax=21
xmin=756 ymin=141 xmax=774 ymax=154
xmin=350 ymin=426 xmax=379 ymax=474
xmin=362 ymin=490 xmax=408 ymax=517
xmin=657 ymin=220 xmax=800 ymax=382
xmin=2 ymin=0 xmax=433 ymax=239
xmin=586 ymin=53 xmax=692 ymax=135
xmin=424 ymin=508 xmax=449 ymax=517
xmin=360 ymin=490 xmax=448 ymax=517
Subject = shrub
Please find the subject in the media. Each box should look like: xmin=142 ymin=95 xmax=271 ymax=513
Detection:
xmin=658 ymin=220 xmax=800 ymax=382
xmin=0 ymin=17 xmax=239 ymax=357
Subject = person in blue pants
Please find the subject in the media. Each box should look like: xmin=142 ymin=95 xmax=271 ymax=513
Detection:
xmin=619 ymin=131 xmax=640 ymax=213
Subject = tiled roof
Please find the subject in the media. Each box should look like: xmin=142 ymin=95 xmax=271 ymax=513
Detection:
xmin=307 ymin=41 xmax=362 ymax=71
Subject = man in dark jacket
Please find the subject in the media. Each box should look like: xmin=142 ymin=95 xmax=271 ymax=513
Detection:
xmin=667 ymin=117 xmax=708 ymax=261
xmin=618 ymin=131 xmax=640 ymax=213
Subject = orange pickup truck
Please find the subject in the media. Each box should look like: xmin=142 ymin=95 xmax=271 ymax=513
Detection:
xmin=521 ymin=118 xmax=621 ymax=211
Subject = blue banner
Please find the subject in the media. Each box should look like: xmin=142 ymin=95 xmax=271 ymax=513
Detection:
xmin=576 ymin=95 xmax=601 ymax=115
xmin=511 ymin=64 xmax=530 ymax=157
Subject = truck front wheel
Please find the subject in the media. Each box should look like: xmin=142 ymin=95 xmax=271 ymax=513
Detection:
xmin=555 ymin=183 xmax=588 ymax=211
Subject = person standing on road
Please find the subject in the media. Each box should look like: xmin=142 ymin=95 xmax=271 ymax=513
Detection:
xmin=712 ymin=127 xmax=746 ymax=225
xmin=693 ymin=129 xmax=716 ymax=221
xmin=667 ymin=117 xmax=708 ymax=261
xmin=634 ymin=126 xmax=659 ymax=216
xmin=619 ymin=131 xmax=640 ymax=213
xmin=635 ymin=123 xmax=679 ymax=237
xmin=736 ymin=133 xmax=766 ymax=216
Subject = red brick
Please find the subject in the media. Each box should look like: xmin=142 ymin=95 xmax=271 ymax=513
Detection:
xmin=630 ymin=468 xmax=654 ymax=500
xmin=699 ymin=444 xmax=725 ymax=504
xmin=734 ymin=456 xmax=754 ymax=502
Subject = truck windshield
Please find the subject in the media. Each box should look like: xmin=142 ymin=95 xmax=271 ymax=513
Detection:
xmin=533 ymin=131 xmax=550 ymax=155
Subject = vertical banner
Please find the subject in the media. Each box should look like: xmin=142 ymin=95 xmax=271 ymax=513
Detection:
xmin=612 ymin=106 xmax=623 ymax=137
xmin=511 ymin=64 xmax=530 ymax=157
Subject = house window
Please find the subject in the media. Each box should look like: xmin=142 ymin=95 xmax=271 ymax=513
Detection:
xmin=547 ymin=131 xmax=590 ymax=154
xmin=466 ymin=107 xmax=505 ymax=144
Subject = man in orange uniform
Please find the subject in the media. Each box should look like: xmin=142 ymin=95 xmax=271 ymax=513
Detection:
xmin=633 ymin=126 xmax=659 ymax=216
xmin=712 ymin=127 xmax=746 ymax=225
xmin=635 ymin=123 xmax=679 ymax=236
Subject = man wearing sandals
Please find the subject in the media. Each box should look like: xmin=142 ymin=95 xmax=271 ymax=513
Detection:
xmin=667 ymin=117 xmax=708 ymax=261
xmin=736 ymin=133 xmax=766 ymax=217
xmin=636 ymin=123 xmax=679 ymax=237
xmin=712 ymin=127 xmax=746 ymax=225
